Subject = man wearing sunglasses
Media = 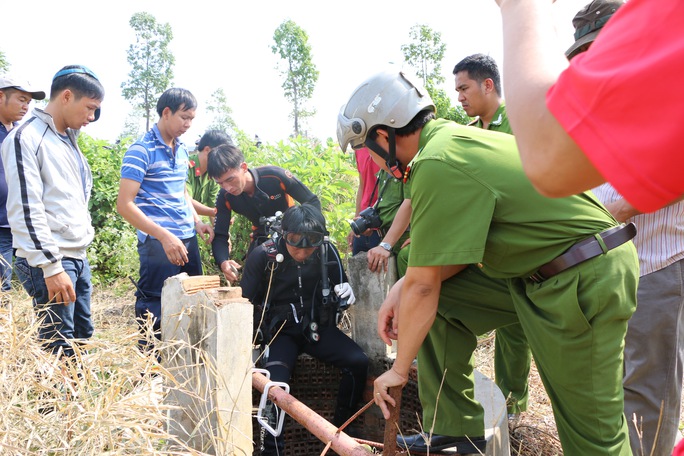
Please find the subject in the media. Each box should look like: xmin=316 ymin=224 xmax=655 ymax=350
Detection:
xmin=240 ymin=204 xmax=368 ymax=456
xmin=207 ymin=143 xmax=320 ymax=284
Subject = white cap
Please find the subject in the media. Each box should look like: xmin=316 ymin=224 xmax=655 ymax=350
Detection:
xmin=0 ymin=74 xmax=46 ymax=100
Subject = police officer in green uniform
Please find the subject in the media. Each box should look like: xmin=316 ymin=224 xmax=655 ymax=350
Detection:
xmin=453 ymin=53 xmax=530 ymax=418
xmin=337 ymin=70 xmax=638 ymax=455
xmin=187 ymin=130 xmax=234 ymax=222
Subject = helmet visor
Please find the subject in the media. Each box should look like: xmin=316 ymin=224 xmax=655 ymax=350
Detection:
xmin=337 ymin=106 xmax=367 ymax=152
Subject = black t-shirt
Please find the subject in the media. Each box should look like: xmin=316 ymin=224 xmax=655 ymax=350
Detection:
xmin=211 ymin=165 xmax=320 ymax=265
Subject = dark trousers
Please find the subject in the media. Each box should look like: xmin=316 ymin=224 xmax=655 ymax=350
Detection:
xmin=14 ymin=257 xmax=93 ymax=356
xmin=135 ymin=235 xmax=202 ymax=347
xmin=0 ymin=227 xmax=13 ymax=291
xmin=351 ymin=230 xmax=381 ymax=255
xmin=261 ymin=324 xmax=369 ymax=456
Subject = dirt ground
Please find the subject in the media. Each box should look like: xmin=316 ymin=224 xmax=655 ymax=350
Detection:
xmin=474 ymin=332 xmax=684 ymax=456
xmin=474 ymin=335 xmax=563 ymax=455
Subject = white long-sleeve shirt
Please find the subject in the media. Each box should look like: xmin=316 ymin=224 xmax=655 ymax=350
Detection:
xmin=0 ymin=108 xmax=93 ymax=277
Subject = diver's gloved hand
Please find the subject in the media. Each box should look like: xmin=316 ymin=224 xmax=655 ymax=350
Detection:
xmin=334 ymin=283 xmax=356 ymax=305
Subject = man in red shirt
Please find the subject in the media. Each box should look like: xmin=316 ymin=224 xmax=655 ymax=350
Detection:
xmin=348 ymin=147 xmax=381 ymax=254
xmin=494 ymin=0 xmax=684 ymax=212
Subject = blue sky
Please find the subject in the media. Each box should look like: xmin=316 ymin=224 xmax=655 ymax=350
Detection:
xmin=2 ymin=0 xmax=586 ymax=146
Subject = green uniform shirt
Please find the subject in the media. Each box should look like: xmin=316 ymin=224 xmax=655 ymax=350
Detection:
xmin=468 ymin=102 xmax=512 ymax=134
xmin=187 ymin=153 xmax=220 ymax=208
xmin=376 ymin=170 xmax=410 ymax=253
xmin=376 ymin=171 xmax=405 ymax=233
xmin=406 ymin=119 xmax=617 ymax=278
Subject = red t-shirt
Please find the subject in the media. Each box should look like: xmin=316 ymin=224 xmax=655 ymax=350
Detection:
xmin=547 ymin=0 xmax=684 ymax=213
xmin=674 ymin=439 xmax=684 ymax=456
xmin=355 ymin=147 xmax=380 ymax=209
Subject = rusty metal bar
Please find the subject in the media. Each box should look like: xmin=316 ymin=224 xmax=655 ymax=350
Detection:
xmin=252 ymin=371 xmax=372 ymax=456
xmin=383 ymin=386 xmax=403 ymax=455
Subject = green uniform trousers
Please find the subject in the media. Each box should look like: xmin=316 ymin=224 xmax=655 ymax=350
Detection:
xmin=397 ymin=245 xmax=409 ymax=277
xmin=407 ymin=254 xmax=533 ymax=413
xmin=416 ymin=243 xmax=638 ymax=455
xmin=495 ymin=322 xmax=531 ymax=414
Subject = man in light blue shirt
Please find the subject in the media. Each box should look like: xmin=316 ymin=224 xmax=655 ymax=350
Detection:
xmin=117 ymin=87 xmax=213 ymax=350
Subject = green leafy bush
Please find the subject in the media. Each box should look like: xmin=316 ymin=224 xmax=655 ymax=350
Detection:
xmin=80 ymin=135 xmax=139 ymax=285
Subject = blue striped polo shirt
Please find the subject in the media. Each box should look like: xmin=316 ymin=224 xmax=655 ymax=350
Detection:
xmin=121 ymin=125 xmax=195 ymax=242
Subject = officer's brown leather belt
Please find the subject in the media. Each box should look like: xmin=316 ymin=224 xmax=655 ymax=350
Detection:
xmin=528 ymin=222 xmax=637 ymax=283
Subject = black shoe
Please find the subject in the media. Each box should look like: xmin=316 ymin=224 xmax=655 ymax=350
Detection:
xmin=397 ymin=432 xmax=487 ymax=453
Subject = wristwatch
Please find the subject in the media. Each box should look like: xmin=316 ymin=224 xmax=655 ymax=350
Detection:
xmin=379 ymin=242 xmax=392 ymax=252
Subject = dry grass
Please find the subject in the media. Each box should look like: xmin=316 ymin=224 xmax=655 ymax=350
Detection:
xmin=0 ymin=280 xmax=209 ymax=455
xmin=3 ymin=281 xmax=679 ymax=455
xmin=0 ymin=282 xmax=571 ymax=455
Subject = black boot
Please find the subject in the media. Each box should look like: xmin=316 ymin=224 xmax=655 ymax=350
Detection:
xmin=397 ymin=432 xmax=487 ymax=454
xmin=260 ymin=402 xmax=286 ymax=455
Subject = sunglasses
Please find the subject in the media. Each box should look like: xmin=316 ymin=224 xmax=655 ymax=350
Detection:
xmin=283 ymin=231 xmax=325 ymax=248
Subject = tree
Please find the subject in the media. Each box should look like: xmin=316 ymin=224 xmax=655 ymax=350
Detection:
xmin=118 ymin=107 xmax=145 ymax=143
xmin=431 ymin=88 xmax=470 ymax=125
xmin=0 ymin=50 xmax=9 ymax=74
xmin=121 ymin=12 xmax=174 ymax=131
xmin=205 ymin=88 xmax=237 ymax=135
xmin=401 ymin=24 xmax=446 ymax=89
xmin=271 ymin=20 xmax=319 ymax=137
xmin=401 ymin=24 xmax=470 ymax=125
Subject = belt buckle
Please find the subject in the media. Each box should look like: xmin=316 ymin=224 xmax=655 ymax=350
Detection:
xmin=528 ymin=272 xmax=546 ymax=283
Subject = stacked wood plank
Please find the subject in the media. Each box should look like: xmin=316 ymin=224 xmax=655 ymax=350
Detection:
xmin=181 ymin=275 xmax=221 ymax=294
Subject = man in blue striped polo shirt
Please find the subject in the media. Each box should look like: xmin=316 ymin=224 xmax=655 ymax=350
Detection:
xmin=117 ymin=88 xmax=213 ymax=350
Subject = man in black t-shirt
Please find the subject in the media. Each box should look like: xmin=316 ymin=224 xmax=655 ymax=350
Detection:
xmin=207 ymin=144 xmax=320 ymax=283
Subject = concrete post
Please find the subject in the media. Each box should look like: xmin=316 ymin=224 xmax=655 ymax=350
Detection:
xmin=161 ymin=273 xmax=253 ymax=455
xmin=475 ymin=369 xmax=511 ymax=456
xmin=346 ymin=252 xmax=397 ymax=363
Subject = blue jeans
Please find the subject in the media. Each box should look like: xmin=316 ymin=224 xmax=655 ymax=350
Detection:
xmin=135 ymin=235 xmax=203 ymax=345
xmin=0 ymin=227 xmax=13 ymax=291
xmin=14 ymin=257 xmax=93 ymax=356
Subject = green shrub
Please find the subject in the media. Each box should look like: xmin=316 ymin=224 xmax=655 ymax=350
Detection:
xmin=80 ymin=135 xmax=139 ymax=285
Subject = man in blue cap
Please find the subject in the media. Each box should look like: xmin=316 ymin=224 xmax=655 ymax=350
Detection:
xmin=1 ymin=65 xmax=103 ymax=357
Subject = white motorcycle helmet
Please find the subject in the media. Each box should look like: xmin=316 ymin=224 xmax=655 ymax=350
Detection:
xmin=337 ymin=70 xmax=435 ymax=152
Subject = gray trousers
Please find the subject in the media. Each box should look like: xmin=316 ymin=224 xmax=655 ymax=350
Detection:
xmin=624 ymin=259 xmax=684 ymax=456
